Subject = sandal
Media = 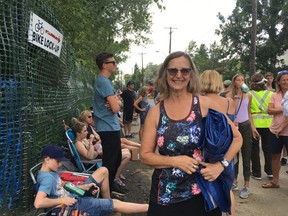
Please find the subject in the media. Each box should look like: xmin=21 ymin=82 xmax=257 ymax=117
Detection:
xmin=262 ymin=182 xmax=280 ymax=188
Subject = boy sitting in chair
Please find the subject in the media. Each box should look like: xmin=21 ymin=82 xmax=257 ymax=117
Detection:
xmin=34 ymin=145 xmax=148 ymax=215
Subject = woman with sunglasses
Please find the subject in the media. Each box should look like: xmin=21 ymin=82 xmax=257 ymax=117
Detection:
xmin=78 ymin=111 xmax=130 ymax=191
xmin=262 ymin=70 xmax=288 ymax=188
xmin=79 ymin=110 xmax=103 ymax=156
xmin=140 ymin=51 xmax=242 ymax=216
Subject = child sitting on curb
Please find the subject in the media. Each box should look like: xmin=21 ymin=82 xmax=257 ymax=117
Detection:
xmin=34 ymin=145 xmax=148 ymax=216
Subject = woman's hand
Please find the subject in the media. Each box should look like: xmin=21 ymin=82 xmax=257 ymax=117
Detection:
xmin=252 ymin=128 xmax=260 ymax=140
xmin=199 ymin=161 xmax=224 ymax=182
xmin=172 ymin=155 xmax=200 ymax=175
xmin=89 ymin=134 xmax=96 ymax=145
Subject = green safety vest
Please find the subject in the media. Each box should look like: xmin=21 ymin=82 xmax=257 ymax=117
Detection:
xmin=249 ymin=90 xmax=273 ymax=128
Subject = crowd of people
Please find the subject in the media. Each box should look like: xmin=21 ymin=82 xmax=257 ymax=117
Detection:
xmin=34 ymin=51 xmax=288 ymax=216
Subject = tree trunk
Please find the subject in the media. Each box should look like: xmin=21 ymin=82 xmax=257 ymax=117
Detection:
xmin=250 ymin=0 xmax=257 ymax=78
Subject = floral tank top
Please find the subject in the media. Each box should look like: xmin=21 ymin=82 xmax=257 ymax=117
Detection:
xmin=150 ymin=96 xmax=204 ymax=205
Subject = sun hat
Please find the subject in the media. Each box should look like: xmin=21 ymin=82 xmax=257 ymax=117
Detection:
xmin=41 ymin=146 xmax=69 ymax=161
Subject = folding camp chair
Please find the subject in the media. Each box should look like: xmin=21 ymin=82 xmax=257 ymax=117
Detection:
xmin=65 ymin=128 xmax=102 ymax=173
xmin=30 ymin=162 xmax=63 ymax=216
xmin=30 ymin=162 xmax=99 ymax=216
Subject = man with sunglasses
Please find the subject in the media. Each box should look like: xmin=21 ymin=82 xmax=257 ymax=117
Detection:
xmin=93 ymin=52 xmax=126 ymax=195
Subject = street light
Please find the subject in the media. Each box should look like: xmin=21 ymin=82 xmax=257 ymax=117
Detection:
xmin=156 ymin=50 xmax=167 ymax=57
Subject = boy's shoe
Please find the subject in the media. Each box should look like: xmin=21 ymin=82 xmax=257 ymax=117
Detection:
xmin=231 ymin=183 xmax=238 ymax=191
xmin=239 ymin=187 xmax=250 ymax=199
xmin=112 ymin=182 xmax=128 ymax=196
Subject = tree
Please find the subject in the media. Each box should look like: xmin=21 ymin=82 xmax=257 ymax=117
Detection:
xmin=216 ymin=0 xmax=288 ymax=75
xmin=131 ymin=64 xmax=142 ymax=90
xmin=185 ymin=40 xmax=239 ymax=80
xmin=144 ymin=62 xmax=160 ymax=85
xmin=45 ymin=0 xmax=165 ymax=73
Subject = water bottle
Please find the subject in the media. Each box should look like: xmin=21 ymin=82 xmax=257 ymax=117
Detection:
xmin=62 ymin=181 xmax=86 ymax=197
xmin=241 ymin=83 xmax=249 ymax=93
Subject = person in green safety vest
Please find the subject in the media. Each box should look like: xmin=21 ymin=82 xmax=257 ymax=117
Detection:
xmin=249 ymin=73 xmax=273 ymax=181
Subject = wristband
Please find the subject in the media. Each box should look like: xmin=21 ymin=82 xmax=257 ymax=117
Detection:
xmin=61 ymin=198 xmax=64 ymax=205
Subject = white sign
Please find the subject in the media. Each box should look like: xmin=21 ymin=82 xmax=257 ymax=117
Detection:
xmin=28 ymin=12 xmax=63 ymax=57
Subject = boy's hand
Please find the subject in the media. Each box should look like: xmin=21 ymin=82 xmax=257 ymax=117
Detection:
xmin=85 ymin=185 xmax=99 ymax=196
xmin=62 ymin=197 xmax=77 ymax=206
xmin=83 ymin=183 xmax=98 ymax=192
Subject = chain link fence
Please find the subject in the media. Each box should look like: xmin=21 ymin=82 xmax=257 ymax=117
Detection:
xmin=0 ymin=0 xmax=94 ymax=214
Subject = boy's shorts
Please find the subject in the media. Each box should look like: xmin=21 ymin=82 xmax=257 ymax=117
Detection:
xmin=75 ymin=196 xmax=113 ymax=216
xmin=75 ymin=175 xmax=114 ymax=216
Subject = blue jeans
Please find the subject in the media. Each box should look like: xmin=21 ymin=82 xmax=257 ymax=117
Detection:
xmin=140 ymin=111 xmax=147 ymax=125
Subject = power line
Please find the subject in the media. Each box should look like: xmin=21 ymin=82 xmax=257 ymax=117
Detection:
xmin=165 ymin=26 xmax=177 ymax=54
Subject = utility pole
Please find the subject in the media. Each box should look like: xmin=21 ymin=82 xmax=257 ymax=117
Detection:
xmin=165 ymin=26 xmax=177 ymax=54
xmin=139 ymin=53 xmax=146 ymax=86
xmin=250 ymin=0 xmax=257 ymax=78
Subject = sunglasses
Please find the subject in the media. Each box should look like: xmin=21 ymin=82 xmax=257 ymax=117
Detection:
xmin=104 ymin=61 xmax=116 ymax=65
xmin=167 ymin=68 xmax=192 ymax=76
xmin=277 ymin=70 xmax=288 ymax=75
xmin=88 ymin=116 xmax=92 ymax=118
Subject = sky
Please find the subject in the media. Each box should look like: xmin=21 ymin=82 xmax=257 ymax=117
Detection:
xmin=118 ymin=0 xmax=237 ymax=74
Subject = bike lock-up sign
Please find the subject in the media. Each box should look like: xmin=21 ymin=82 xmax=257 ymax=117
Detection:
xmin=28 ymin=12 xmax=63 ymax=57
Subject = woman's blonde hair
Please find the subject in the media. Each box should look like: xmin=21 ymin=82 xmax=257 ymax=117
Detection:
xmin=200 ymin=70 xmax=223 ymax=94
xmin=79 ymin=110 xmax=92 ymax=123
xmin=139 ymin=86 xmax=148 ymax=97
xmin=154 ymin=51 xmax=200 ymax=100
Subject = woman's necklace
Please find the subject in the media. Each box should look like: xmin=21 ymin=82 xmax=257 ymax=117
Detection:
xmin=233 ymin=90 xmax=243 ymax=100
